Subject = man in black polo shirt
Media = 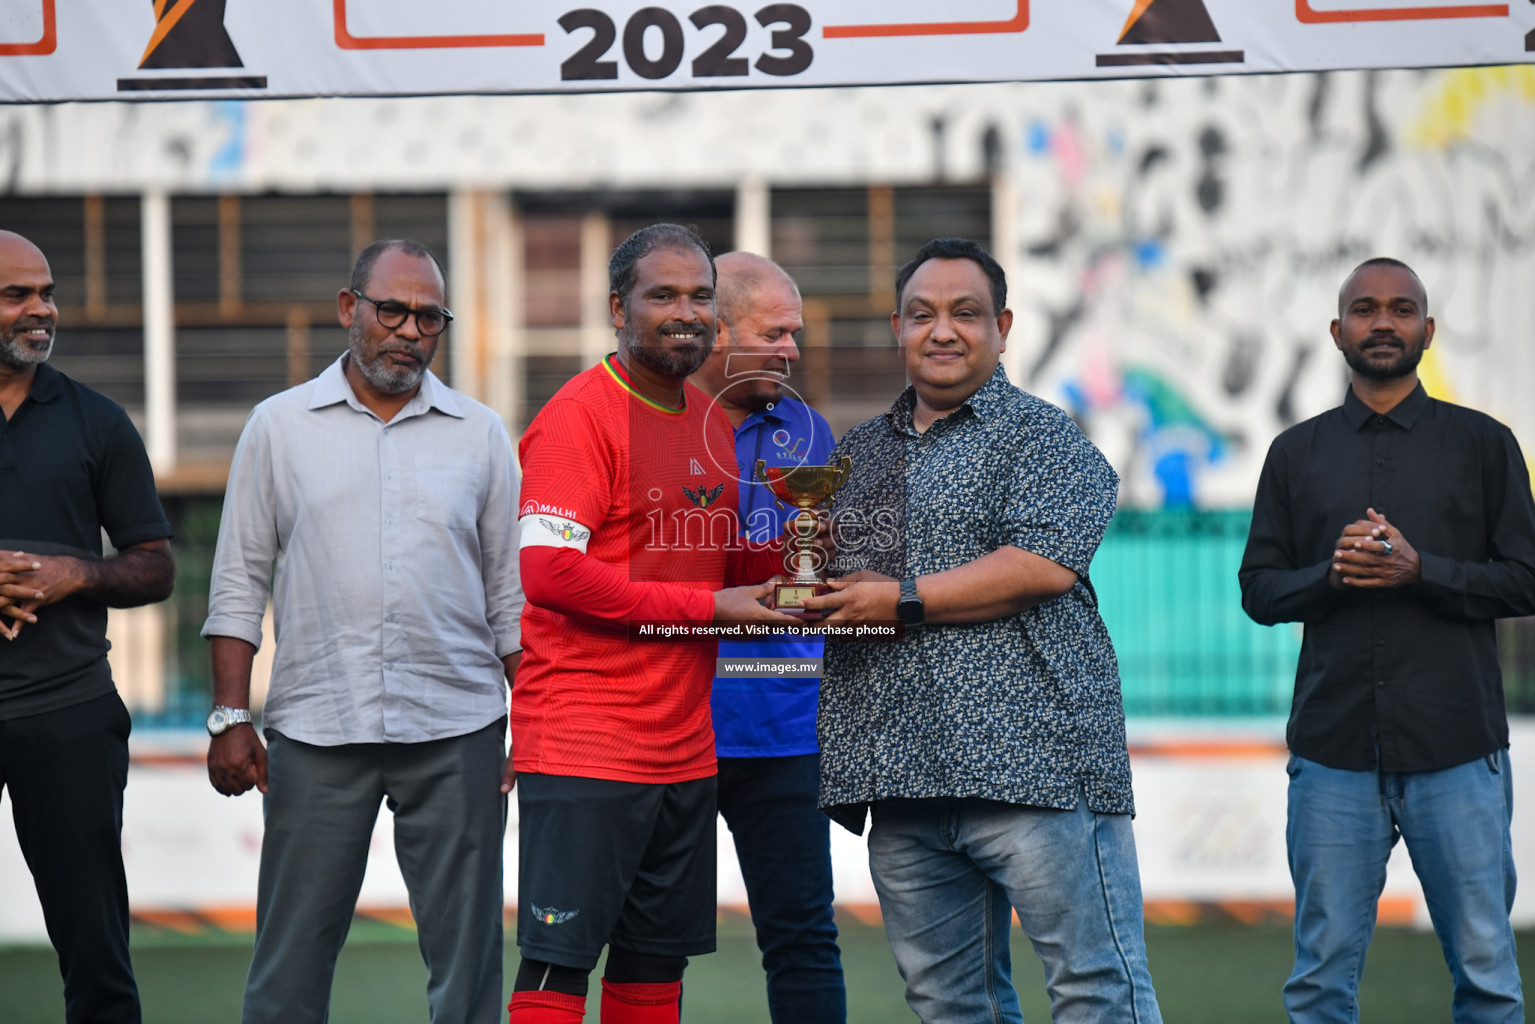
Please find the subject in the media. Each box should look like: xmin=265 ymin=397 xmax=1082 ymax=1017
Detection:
xmin=1240 ymin=257 xmax=1534 ymax=1023
xmin=0 ymin=230 xmax=175 ymax=1024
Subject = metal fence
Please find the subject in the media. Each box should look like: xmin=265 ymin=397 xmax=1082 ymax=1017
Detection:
xmin=1095 ymin=510 xmax=1299 ymax=718
xmin=1096 ymin=509 xmax=1535 ymax=719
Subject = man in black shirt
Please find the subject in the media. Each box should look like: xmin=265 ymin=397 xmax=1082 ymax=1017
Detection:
xmin=1241 ymin=257 xmax=1534 ymax=1023
xmin=0 ymin=230 xmax=175 ymax=1023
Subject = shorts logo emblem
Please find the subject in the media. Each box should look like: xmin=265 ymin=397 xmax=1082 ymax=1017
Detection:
xmin=531 ymin=904 xmax=580 ymax=925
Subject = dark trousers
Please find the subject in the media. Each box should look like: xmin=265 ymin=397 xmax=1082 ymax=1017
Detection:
xmin=0 ymin=690 xmax=139 ymax=1024
xmin=717 ymin=754 xmax=846 ymax=1024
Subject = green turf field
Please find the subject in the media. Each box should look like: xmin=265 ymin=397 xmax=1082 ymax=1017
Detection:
xmin=1 ymin=914 xmax=1529 ymax=1022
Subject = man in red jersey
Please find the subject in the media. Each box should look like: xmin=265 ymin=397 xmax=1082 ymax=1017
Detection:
xmin=509 ymin=224 xmax=798 ymax=1024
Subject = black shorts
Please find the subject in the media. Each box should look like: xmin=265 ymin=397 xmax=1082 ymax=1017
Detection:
xmin=516 ymin=772 xmax=718 ymax=970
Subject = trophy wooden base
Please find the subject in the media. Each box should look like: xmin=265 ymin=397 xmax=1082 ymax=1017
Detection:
xmin=774 ymin=581 xmax=829 ymax=616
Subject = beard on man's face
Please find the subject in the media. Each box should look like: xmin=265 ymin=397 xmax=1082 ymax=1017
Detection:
xmin=620 ymin=323 xmax=714 ymax=379
xmin=0 ymin=318 xmax=54 ymax=367
xmin=1343 ymin=330 xmax=1425 ymax=381
xmin=348 ymin=322 xmax=429 ymax=395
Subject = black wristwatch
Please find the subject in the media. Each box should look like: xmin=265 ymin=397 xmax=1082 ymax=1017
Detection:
xmin=897 ymin=577 xmax=925 ymax=628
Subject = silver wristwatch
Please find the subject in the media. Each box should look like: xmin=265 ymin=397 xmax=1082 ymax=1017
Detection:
xmin=206 ymin=706 xmax=252 ymax=736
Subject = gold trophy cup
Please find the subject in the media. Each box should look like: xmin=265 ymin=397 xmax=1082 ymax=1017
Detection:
xmin=754 ymin=456 xmax=853 ymax=613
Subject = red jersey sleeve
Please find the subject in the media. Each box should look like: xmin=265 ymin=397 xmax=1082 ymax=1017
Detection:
xmin=521 ymin=546 xmax=716 ymax=626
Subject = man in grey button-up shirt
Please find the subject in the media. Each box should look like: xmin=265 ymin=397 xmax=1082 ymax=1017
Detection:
xmin=203 ymin=239 xmax=523 ymax=1024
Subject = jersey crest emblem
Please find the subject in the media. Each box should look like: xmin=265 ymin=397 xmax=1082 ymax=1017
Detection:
xmin=531 ymin=904 xmax=580 ymax=925
xmin=683 ymin=483 xmax=725 ymax=508
xmin=538 ymin=517 xmax=590 ymax=543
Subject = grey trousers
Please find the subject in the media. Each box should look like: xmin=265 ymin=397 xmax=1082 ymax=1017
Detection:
xmin=242 ymin=721 xmax=508 ymax=1024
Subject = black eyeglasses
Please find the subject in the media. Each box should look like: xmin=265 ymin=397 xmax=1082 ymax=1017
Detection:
xmin=351 ymin=289 xmax=453 ymax=337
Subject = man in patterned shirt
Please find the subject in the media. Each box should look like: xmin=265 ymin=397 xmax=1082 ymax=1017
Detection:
xmin=802 ymin=238 xmax=1162 ymax=1024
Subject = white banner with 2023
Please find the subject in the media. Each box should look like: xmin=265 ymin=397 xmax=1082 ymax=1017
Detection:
xmin=2 ymin=1 xmax=1533 ymax=103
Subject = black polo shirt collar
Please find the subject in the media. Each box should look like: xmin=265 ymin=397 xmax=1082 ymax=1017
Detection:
xmin=1341 ymin=380 xmax=1429 ymax=432
xmin=0 ymin=364 xmax=62 ymax=425
xmin=28 ymin=363 xmax=64 ymax=403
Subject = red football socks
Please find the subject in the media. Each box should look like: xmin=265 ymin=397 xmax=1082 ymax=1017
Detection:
xmin=598 ymin=980 xmax=682 ymax=1024
xmin=508 ymin=989 xmax=585 ymax=1023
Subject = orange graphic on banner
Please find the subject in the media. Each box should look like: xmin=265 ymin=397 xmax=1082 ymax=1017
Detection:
xmin=1295 ymin=0 xmax=1507 ymax=23
xmin=0 ymin=0 xmax=56 ymax=57
xmin=1097 ymin=0 xmax=1240 ymax=65
xmin=822 ymin=0 xmax=1028 ymax=39
xmin=138 ymin=0 xmax=245 ymax=69
xmin=140 ymin=0 xmax=196 ymax=66
xmin=1116 ymin=0 xmax=1223 ymax=44
xmin=1120 ymin=0 xmax=1160 ymax=39
xmin=120 ymin=0 xmax=265 ymax=91
xmin=333 ymin=0 xmax=543 ymax=50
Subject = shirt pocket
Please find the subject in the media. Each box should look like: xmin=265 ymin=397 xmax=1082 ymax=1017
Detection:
xmin=414 ymin=456 xmax=481 ymax=531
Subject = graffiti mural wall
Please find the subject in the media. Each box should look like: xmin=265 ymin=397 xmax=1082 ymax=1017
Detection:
xmin=1006 ymin=68 xmax=1535 ymax=507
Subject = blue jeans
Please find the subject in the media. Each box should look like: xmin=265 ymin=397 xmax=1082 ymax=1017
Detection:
xmin=1285 ymin=751 xmax=1524 ymax=1024
xmin=717 ymin=754 xmax=846 ymax=1024
xmin=867 ymin=796 xmax=1161 ymax=1024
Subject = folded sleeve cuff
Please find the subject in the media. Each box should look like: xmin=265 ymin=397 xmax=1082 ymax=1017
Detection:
xmin=1005 ymin=528 xmax=1093 ymax=579
xmin=200 ymin=614 xmax=264 ymax=649
xmin=495 ymin=631 xmax=523 ymax=658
